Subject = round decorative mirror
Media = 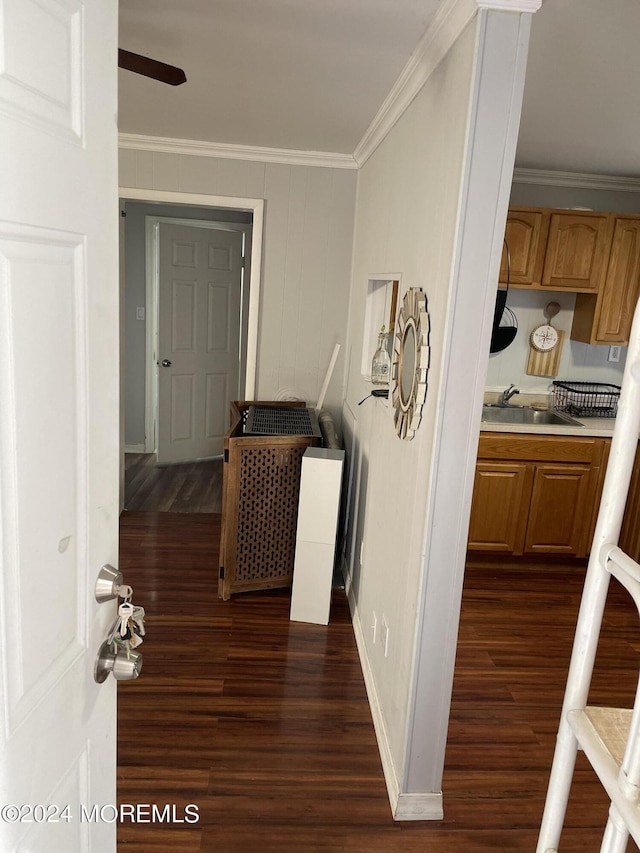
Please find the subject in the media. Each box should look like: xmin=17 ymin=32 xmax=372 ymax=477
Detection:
xmin=391 ymin=287 xmax=430 ymax=440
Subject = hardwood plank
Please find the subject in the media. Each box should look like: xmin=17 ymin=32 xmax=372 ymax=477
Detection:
xmin=123 ymin=454 xmax=223 ymax=512
xmin=117 ymin=512 xmax=639 ymax=852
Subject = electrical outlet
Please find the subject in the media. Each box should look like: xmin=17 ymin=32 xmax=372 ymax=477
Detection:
xmin=608 ymin=345 xmax=621 ymax=363
xmin=381 ymin=614 xmax=389 ymax=657
xmin=136 ymin=307 xmax=145 ymax=321
xmin=371 ymin=611 xmax=377 ymax=644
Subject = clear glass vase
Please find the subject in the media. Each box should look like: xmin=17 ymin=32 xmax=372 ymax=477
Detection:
xmin=371 ymin=331 xmax=391 ymax=385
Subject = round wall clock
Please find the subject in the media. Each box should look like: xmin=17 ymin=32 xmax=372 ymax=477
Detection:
xmin=530 ymin=323 xmax=559 ymax=352
xmin=391 ymin=287 xmax=430 ymax=440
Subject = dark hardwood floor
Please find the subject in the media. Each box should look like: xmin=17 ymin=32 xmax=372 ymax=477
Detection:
xmin=117 ymin=512 xmax=639 ymax=851
xmin=124 ymin=454 xmax=223 ymax=512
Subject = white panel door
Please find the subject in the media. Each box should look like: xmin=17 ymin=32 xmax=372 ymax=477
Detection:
xmin=157 ymin=223 xmax=244 ymax=463
xmin=0 ymin=1 xmax=119 ymax=851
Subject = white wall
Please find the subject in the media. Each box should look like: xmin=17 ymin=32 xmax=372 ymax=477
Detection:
xmin=344 ymin=14 xmax=477 ymax=794
xmin=342 ymin=6 xmax=535 ymax=816
xmin=119 ymin=149 xmax=357 ymax=423
xmin=486 ymin=288 xmax=627 ymax=392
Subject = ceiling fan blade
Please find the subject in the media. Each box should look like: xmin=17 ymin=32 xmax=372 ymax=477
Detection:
xmin=118 ymin=49 xmax=186 ymax=86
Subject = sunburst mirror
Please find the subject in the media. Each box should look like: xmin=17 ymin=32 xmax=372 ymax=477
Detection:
xmin=391 ymin=287 xmax=430 ymax=440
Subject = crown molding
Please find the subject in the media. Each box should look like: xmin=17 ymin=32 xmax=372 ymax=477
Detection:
xmin=512 ymin=167 xmax=640 ymax=193
xmin=477 ymin=0 xmax=541 ymax=10
xmin=119 ymin=0 xmax=541 ymax=175
xmin=354 ymin=0 xmax=476 ymax=167
xmin=118 ymin=133 xmax=358 ymax=170
xmin=353 ymin=0 xmax=540 ymax=167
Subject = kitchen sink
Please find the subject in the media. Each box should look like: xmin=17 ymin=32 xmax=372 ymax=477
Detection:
xmin=481 ymin=405 xmax=583 ymax=427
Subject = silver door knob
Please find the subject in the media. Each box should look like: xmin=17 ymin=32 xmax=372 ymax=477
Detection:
xmin=161 ymin=359 xmax=172 ymax=367
xmin=94 ymin=640 xmax=142 ymax=683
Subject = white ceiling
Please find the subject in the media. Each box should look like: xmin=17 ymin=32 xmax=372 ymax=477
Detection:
xmin=517 ymin=0 xmax=640 ymax=177
xmin=117 ymin=0 xmax=441 ymax=154
xmin=118 ymin=0 xmax=640 ymax=177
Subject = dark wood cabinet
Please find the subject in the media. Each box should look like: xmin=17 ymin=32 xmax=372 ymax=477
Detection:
xmin=572 ymin=216 xmax=640 ymax=345
xmin=467 ymin=462 xmax=532 ymax=552
xmin=502 ymin=207 xmax=611 ymax=293
xmin=541 ymin=211 xmax=611 ymax=292
xmin=468 ymin=433 xmax=607 ymax=558
xmin=617 ymin=443 xmax=640 ymax=560
xmin=525 ymin=463 xmax=593 ymax=555
xmin=500 ymin=208 xmax=547 ymax=286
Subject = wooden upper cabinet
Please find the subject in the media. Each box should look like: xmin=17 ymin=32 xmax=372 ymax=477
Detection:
xmin=500 ymin=209 xmax=547 ymax=286
xmin=541 ymin=211 xmax=611 ymax=291
xmin=572 ymin=216 xmax=640 ymax=345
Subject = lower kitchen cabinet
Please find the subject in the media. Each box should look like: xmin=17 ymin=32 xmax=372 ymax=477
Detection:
xmin=525 ymin=464 xmax=593 ymax=555
xmin=467 ymin=462 xmax=532 ymax=552
xmin=618 ymin=443 xmax=640 ymax=560
xmin=467 ymin=433 xmax=607 ymax=557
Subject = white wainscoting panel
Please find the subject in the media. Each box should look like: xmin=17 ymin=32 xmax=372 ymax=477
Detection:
xmin=0 ymin=228 xmax=86 ymax=734
xmin=15 ymin=747 xmax=91 ymax=851
xmin=205 ymin=373 xmax=228 ymax=439
xmin=172 ymin=281 xmax=196 ymax=351
xmin=0 ymin=0 xmax=83 ymax=140
xmin=170 ymin=374 xmax=195 ymax=441
xmin=0 ymin=229 xmax=86 ymax=737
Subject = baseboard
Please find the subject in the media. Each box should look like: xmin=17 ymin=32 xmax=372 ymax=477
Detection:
xmin=341 ymin=556 xmax=353 ymax=609
xmin=351 ymin=598 xmax=444 ymax=821
xmin=351 ymin=607 xmax=401 ymax=814
xmin=394 ymin=792 xmax=443 ymax=821
xmin=124 ymin=443 xmax=145 ymax=453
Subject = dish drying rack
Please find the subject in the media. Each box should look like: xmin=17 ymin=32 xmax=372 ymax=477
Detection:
xmin=552 ymin=380 xmax=621 ymax=419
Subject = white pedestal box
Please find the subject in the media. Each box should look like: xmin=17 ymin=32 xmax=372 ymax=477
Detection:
xmin=290 ymin=447 xmax=345 ymax=625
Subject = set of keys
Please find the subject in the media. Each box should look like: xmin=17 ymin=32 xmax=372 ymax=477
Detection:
xmin=106 ymin=584 xmax=146 ymax=659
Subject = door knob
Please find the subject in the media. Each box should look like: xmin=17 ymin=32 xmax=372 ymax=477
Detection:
xmin=161 ymin=359 xmax=172 ymax=367
xmin=94 ymin=640 xmax=142 ymax=683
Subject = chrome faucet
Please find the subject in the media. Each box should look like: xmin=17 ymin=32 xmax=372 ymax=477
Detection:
xmin=501 ymin=384 xmax=520 ymax=406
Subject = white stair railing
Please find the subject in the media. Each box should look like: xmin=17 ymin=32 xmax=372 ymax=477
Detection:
xmin=537 ymin=298 xmax=640 ymax=853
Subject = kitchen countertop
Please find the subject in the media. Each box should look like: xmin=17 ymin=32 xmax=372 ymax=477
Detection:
xmin=480 ymin=391 xmax=619 ymax=437
xmin=480 ymin=416 xmax=617 ymax=438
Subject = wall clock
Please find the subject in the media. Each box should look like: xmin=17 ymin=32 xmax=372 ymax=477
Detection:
xmin=530 ymin=323 xmax=559 ymax=352
xmin=391 ymin=287 xmax=430 ymax=440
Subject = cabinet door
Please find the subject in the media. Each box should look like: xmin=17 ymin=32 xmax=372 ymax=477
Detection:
xmin=525 ymin=464 xmax=592 ymax=555
xmin=500 ymin=209 xmax=547 ymax=285
xmin=467 ymin=463 xmax=532 ymax=554
xmin=595 ymin=217 xmax=640 ymax=343
xmin=542 ymin=212 xmax=611 ymax=291
xmin=619 ymin=443 xmax=640 ymax=561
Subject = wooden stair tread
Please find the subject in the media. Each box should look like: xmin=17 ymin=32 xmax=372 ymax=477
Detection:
xmin=581 ymin=706 xmax=633 ymax=767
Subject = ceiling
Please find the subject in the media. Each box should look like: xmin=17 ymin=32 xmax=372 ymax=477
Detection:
xmin=117 ymin=0 xmax=441 ymax=154
xmin=517 ymin=0 xmax=640 ymax=177
xmin=118 ymin=0 xmax=640 ymax=177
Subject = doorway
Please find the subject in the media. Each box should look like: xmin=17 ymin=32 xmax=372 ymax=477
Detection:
xmin=119 ymin=189 xmax=265 ymax=511
xmin=151 ymin=217 xmax=249 ymax=464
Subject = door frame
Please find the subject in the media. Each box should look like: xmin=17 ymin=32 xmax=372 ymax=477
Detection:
xmin=119 ymin=188 xmax=264 ymax=455
xmin=146 ymin=215 xmax=252 ymax=455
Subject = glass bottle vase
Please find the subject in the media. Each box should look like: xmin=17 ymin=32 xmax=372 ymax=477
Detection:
xmin=371 ymin=331 xmax=391 ymax=385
